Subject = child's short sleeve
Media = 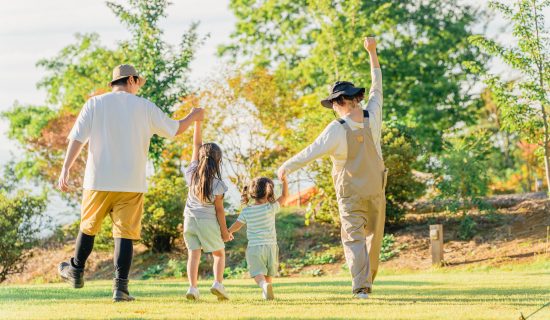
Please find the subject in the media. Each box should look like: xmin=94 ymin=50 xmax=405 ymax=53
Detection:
xmin=184 ymin=161 xmax=198 ymax=185
xmin=213 ymin=179 xmax=228 ymax=196
xmin=237 ymin=209 xmax=247 ymax=224
xmin=271 ymin=201 xmax=281 ymax=214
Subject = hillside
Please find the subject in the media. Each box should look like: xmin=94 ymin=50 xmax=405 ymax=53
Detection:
xmin=4 ymin=196 xmax=549 ymax=284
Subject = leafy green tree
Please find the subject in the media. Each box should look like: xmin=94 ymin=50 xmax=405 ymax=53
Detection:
xmin=469 ymin=0 xmax=549 ymax=195
xmin=221 ymin=0 xmax=486 ymax=153
xmin=0 ymin=183 xmax=47 ymax=282
xmin=2 ymin=0 xmax=200 ymax=199
xmin=221 ymin=0 xmax=485 ymax=224
xmin=2 ymin=0 xmax=201 ymax=252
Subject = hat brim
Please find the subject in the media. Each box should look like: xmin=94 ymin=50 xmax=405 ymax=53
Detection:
xmin=108 ymin=75 xmax=146 ymax=87
xmin=321 ymin=87 xmax=365 ymax=108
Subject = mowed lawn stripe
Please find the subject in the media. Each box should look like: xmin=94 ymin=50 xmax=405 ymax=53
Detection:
xmin=0 ymin=267 xmax=549 ymax=319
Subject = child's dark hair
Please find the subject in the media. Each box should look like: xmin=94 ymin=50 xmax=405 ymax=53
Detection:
xmin=241 ymin=177 xmax=275 ymax=205
xmin=191 ymin=143 xmax=223 ymax=203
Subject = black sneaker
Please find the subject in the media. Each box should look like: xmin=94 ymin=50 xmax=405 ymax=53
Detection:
xmin=58 ymin=258 xmax=84 ymax=288
xmin=112 ymin=278 xmax=135 ymax=302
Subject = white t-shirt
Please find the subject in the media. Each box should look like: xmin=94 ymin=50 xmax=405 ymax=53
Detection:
xmin=68 ymin=91 xmax=179 ymax=193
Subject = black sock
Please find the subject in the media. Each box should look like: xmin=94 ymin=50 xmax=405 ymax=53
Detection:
xmin=73 ymin=231 xmax=95 ymax=269
xmin=114 ymin=238 xmax=134 ymax=280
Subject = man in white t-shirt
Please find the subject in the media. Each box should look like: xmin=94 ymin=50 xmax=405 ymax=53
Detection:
xmin=278 ymin=37 xmax=387 ymax=299
xmin=56 ymin=64 xmax=204 ymax=302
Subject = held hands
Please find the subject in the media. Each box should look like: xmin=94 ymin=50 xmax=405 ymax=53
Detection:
xmin=364 ymin=36 xmax=376 ymax=53
xmin=58 ymin=167 xmax=70 ymax=192
xmin=277 ymin=167 xmax=287 ymax=182
xmin=222 ymin=230 xmax=234 ymax=242
xmin=190 ymin=107 xmax=205 ymax=122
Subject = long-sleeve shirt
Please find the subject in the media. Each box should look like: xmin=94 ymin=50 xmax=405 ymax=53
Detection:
xmin=280 ymin=68 xmax=383 ymax=174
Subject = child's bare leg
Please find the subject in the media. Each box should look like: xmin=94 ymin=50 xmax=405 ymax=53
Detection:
xmin=212 ymin=249 xmax=225 ymax=283
xmin=264 ymin=276 xmax=273 ymax=283
xmin=254 ymin=274 xmax=266 ymax=286
xmin=187 ymin=249 xmax=201 ymax=288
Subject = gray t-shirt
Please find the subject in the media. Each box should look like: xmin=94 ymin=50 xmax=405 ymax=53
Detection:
xmin=183 ymin=160 xmax=228 ymax=219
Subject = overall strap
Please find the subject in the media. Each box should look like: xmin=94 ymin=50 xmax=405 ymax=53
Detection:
xmin=335 ymin=118 xmax=352 ymax=132
xmin=363 ymin=109 xmax=370 ymax=128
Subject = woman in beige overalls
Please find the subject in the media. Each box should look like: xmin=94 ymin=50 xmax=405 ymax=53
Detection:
xmin=278 ymin=37 xmax=386 ymax=299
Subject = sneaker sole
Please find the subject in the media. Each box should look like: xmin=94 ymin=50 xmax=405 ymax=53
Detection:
xmin=264 ymin=283 xmax=274 ymax=300
xmin=210 ymin=288 xmax=229 ymax=301
xmin=186 ymin=293 xmax=198 ymax=301
xmin=113 ymin=298 xmax=135 ymax=302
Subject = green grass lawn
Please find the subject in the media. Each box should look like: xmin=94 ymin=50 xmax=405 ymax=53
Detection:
xmin=1 ymin=260 xmax=549 ymax=320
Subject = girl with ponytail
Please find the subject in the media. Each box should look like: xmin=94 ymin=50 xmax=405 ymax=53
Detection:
xmin=228 ymin=175 xmax=288 ymax=300
xmin=183 ymin=120 xmax=232 ymax=301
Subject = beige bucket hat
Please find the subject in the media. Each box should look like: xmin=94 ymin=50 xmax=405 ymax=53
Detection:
xmin=109 ymin=64 xmax=146 ymax=86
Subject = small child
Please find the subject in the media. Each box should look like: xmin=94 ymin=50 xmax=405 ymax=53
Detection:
xmin=183 ymin=120 xmax=233 ymax=301
xmin=228 ymin=175 xmax=288 ymax=300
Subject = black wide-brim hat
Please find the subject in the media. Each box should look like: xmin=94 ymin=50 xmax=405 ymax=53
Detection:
xmin=321 ymin=81 xmax=365 ymax=109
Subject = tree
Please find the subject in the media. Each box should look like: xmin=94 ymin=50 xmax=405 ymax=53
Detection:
xmin=2 ymin=0 xmax=201 ymax=202
xmin=221 ymin=0 xmax=486 ymax=154
xmin=469 ymin=0 xmax=549 ymax=195
xmin=0 ymin=183 xmax=47 ymax=282
xmin=176 ymin=67 xmax=305 ymax=190
xmin=1 ymin=0 xmax=202 ymax=252
xmin=220 ymin=0 xmax=485 ymax=223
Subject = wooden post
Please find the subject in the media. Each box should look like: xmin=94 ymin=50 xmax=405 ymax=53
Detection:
xmin=430 ymin=224 xmax=444 ymax=265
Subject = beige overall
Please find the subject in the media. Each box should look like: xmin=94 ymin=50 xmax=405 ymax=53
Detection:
xmin=332 ymin=110 xmax=387 ymax=293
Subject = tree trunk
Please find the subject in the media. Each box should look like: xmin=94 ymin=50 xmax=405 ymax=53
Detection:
xmin=544 ymin=147 xmax=550 ymax=196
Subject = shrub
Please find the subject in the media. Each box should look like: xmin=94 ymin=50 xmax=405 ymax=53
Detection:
xmin=432 ymin=131 xmax=492 ymax=214
xmin=458 ymin=216 xmax=477 ymax=241
xmin=0 ymin=190 xmax=47 ymax=282
xmin=380 ymin=234 xmax=405 ymax=262
xmin=141 ymin=144 xmax=187 ymax=253
xmin=382 ymin=124 xmax=426 ymax=223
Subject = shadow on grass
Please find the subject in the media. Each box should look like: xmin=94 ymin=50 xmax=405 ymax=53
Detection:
xmin=1 ymin=281 xmax=546 ymax=306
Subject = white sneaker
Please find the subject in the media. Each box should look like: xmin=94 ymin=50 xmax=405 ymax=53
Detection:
xmin=186 ymin=287 xmax=199 ymax=300
xmin=354 ymin=289 xmax=369 ymax=299
xmin=210 ymin=282 xmax=229 ymax=301
xmin=261 ymin=282 xmax=274 ymax=300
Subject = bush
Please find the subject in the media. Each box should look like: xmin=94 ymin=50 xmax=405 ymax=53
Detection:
xmin=380 ymin=234 xmax=406 ymax=262
xmin=382 ymin=124 xmax=426 ymax=223
xmin=141 ymin=144 xmax=187 ymax=253
xmin=458 ymin=216 xmax=477 ymax=241
xmin=432 ymin=131 xmax=491 ymax=213
xmin=0 ymin=190 xmax=47 ymax=282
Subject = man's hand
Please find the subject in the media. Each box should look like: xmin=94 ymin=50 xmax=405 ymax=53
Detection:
xmin=190 ymin=107 xmax=205 ymax=122
xmin=277 ymin=167 xmax=287 ymax=182
xmin=364 ymin=36 xmax=376 ymax=53
xmin=58 ymin=167 xmax=70 ymax=192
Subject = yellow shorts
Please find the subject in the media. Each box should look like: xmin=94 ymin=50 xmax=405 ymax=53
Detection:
xmin=80 ymin=190 xmax=144 ymax=240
